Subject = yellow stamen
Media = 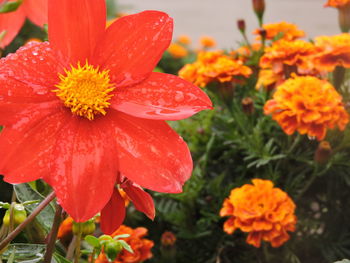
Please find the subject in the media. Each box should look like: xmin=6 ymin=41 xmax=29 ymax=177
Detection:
xmin=54 ymin=62 xmax=115 ymax=120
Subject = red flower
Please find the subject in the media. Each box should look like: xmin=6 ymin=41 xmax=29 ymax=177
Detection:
xmin=0 ymin=0 xmax=212 ymax=233
xmin=0 ymin=0 xmax=47 ymax=48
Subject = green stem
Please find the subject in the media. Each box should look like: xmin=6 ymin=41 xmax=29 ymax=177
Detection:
xmin=74 ymin=224 xmax=83 ymax=263
xmin=296 ymin=165 xmax=319 ymax=200
xmin=43 ymin=204 xmax=62 ymax=263
xmin=0 ymin=191 xmax=56 ymax=252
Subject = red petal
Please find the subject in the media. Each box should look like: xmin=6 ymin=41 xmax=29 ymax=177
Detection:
xmin=48 ymin=0 xmax=106 ymax=65
xmin=0 ymin=42 xmax=61 ymax=102
xmin=23 ymin=0 xmax=48 ymax=27
xmin=47 ymin=118 xmax=119 ymax=222
xmin=100 ymin=188 xmax=126 ymax=235
xmin=110 ymin=111 xmax=192 ymax=193
xmin=124 ymin=184 xmax=155 ymax=220
xmin=93 ymin=11 xmax=173 ymax=87
xmin=111 ymin=72 xmax=212 ymax=120
xmin=0 ymin=103 xmax=66 ymax=183
xmin=0 ymin=8 xmax=25 ymax=48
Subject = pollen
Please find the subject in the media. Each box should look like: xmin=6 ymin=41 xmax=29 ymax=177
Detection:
xmin=54 ymin=62 xmax=115 ymax=120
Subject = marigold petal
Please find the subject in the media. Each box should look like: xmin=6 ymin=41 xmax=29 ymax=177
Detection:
xmin=48 ymin=0 xmax=106 ymax=65
xmin=93 ymin=11 xmax=173 ymax=87
xmin=124 ymin=184 xmax=155 ymax=220
xmin=46 ymin=118 xmax=119 ymax=222
xmin=100 ymin=188 xmax=126 ymax=235
xmin=110 ymin=72 xmax=212 ymax=120
xmin=110 ymin=111 xmax=192 ymax=193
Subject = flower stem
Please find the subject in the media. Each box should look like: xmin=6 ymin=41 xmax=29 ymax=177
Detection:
xmin=74 ymin=224 xmax=83 ymax=263
xmin=43 ymin=203 xmax=62 ymax=263
xmin=0 ymin=191 xmax=56 ymax=252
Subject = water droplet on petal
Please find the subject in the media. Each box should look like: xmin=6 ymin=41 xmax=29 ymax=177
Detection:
xmin=175 ymin=91 xmax=184 ymax=102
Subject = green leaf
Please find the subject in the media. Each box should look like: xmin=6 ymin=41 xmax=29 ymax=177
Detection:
xmin=53 ymin=253 xmax=73 ymax=263
xmin=334 ymin=260 xmax=350 ymax=263
xmin=1 ymin=243 xmax=45 ymax=262
xmin=85 ymin=235 xmax=100 ymax=248
xmin=113 ymin=234 xmax=130 ymax=239
xmin=14 ymin=183 xmax=55 ymax=233
xmin=118 ymin=240 xmax=133 ymax=253
xmin=0 ymin=0 xmax=23 ymax=13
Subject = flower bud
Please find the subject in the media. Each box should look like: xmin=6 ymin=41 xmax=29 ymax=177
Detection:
xmin=241 ymin=97 xmax=254 ymax=115
xmin=252 ymin=0 xmax=265 ymax=23
xmin=72 ymin=219 xmax=96 ymax=236
xmin=161 ymin=231 xmax=177 ymax=247
xmin=258 ymin=28 xmax=267 ymax=39
xmin=237 ymin=19 xmax=246 ymax=34
xmin=104 ymin=240 xmax=123 ymax=262
xmin=3 ymin=203 xmax=27 ymax=226
xmin=338 ymin=5 xmax=350 ymax=32
xmin=314 ymin=141 xmax=332 ymax=164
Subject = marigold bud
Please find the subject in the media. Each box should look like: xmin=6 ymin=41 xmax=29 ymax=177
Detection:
xmin=241 ymin=97 xmax=254 ymax=115
xmin=237 ymin=19 xmax=246 ymax=33
xmin=314 ymin=141 xmax=332 ymax=164
xmin=258 ymin=28 xmax=267 ymax=39
xmin=252 ymin=0 xmax=265 ymax=22
xmin=161 ymin=231 xmax=177 ymax=247
xmin=338 ymin=5 xmax=350 ymax=32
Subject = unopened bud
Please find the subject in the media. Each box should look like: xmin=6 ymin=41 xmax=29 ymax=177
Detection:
xmin=314 ymin=141 xmax=332 ymax=164
xmin=72 ymin=219 xmax=96 ymax=236
xmin=252 ymin=0 xmax=265 ymax=23
xmin=161 ymin=231 xmax=177 ymax=247
xmin=242 ymin=97 xmax=254 ymax=114
xmin=258 ymin=28 xmax=267 ymax=39
xmin=237 ymin=19 xmax=246 ymax=33
xmin=105 ymin=240 xmax=123 ymax=262
xmin=338 ymin=5 xmax=350 ymax=32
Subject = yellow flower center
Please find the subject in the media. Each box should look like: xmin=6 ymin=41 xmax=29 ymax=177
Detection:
xmin=54 ymin=62 xmax=115 ymax=120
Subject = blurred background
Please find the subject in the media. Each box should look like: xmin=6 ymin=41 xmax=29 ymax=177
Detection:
xmin=118 ymin=0 xmax=339 ymax=48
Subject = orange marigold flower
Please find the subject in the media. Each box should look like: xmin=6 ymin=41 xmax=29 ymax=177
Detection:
xmin=57 ymin=216 xmax=74 ymax=239
xmin=253 ymin=22 xmax=305 ymax=41
xmin=313 ymin=34 xmax=350 ymax=71
xmin=167 ymin=43 xmax=188 ymax=58
xmin=199 ymin=36 xmax=217 ymax=48
xmin=255 ymin=69 xmax=283 ymax=90
xmin=325 ymin=0 xmax=350 ymax=8
xmin=220 ymin=179 xmax=297 ymax=248
xmin=264 ymin=76 xmax=349 ymax=140
xmin=260 ymin=39 xmax=318 ymax=75
xmin=96 ymin=225 xmax=154 ymax=263
xmin=179 ymin=51 xmax=252 ymax=88
xmin=177 ymin=35 xmax=191 ymax=45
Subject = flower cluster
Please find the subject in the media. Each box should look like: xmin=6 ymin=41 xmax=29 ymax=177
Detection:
xmin=264 ymin=76 xmax=349 ymax=140
xmin=253 ymin=21 xmax=305 ymax=41
xmin=220 ymin=179 xmax=297 ymax=248
xmin=179 ymin=51 xmax=252 ymax=87
xmin=96 ymin=225 xmax=154 ymax=263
